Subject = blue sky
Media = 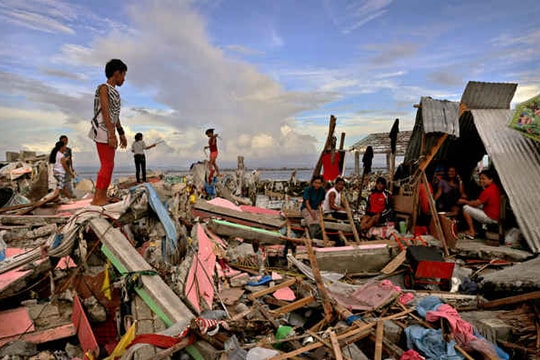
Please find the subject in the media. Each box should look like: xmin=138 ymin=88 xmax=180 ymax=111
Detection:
xmin=1 ymin=0 xmax=539 ymax=170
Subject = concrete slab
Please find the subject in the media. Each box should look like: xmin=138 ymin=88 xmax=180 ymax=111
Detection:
xmin=315 ymin=244 xmax=391 ymax=273
xmin=480 ymin=255 xmax=540 ymax=293
xmin=454 ymin=239 xmax=533 ymax=262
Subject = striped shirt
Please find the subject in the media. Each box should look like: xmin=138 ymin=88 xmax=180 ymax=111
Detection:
xmin=88 ymin=83 xmax=121 ymax=143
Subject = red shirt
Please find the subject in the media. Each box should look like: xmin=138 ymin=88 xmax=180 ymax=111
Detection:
xmin=368 ymin=190 xmax=390 ymax=214
xmin=321 ymin=152 xmax=341 ymax=182
xmin=478 ymin=182 xmax=500 ymax=221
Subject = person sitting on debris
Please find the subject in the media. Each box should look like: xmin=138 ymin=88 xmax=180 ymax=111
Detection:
xmin=458 ymin=169 xmax=501 ymax=239
xmin=131 ymin=132 xmax=156 ymax=183
xmin=301 ymin=175 xmax=326 ymax=238
xmin=322 ymin=177 xmax=348 ymax=220
xmin=88 ymin=59 xmax=128 ymax=206
xmin=434 ymin=165 xmax=466 ymax=217
xmin=49 ymin=141 xmax=77 ymax=200
xmin=360 ymin=177 xmax=392 ymax=232
xmin=205 ymin=128 xmax=220 ymax=182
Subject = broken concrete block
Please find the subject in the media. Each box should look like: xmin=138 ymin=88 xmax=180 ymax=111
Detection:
xmin=0 ymin=340 xmax=37 ymax=357
xmin=475 ymin=318 xmax=512 ymax=343
xmin=82 ymin=296 xmax=107 ymax=322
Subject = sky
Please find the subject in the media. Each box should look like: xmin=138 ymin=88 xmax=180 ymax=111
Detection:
xmin=1 ymin=0 xmax=539 ymax=171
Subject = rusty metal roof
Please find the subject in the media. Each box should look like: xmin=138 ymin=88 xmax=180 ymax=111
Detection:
xmin=461 ymin=81 xmax=517 ymax=109
xmin=471 ymin=109 xmax=540 ymax=252
xmin=421 ymin=97 xmax=460 ymax=136
xmin=349 ymin=131 xmax=412 ymax=155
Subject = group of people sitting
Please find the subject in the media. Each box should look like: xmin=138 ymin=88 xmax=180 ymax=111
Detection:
xmin=300 ymin=175 xmax=393 ymax=238
xmin=431 ymin=165 xmax=501 ymax=239
xmin=301 ymin=165 xmax=502 ymax=241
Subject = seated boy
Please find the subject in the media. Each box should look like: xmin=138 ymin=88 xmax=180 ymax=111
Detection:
xmin=360 ymin=177 xmax=393 ymax=233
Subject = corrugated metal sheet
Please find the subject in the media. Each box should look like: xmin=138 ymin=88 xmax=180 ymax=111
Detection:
xmin=471 ymin=109 xmax=540 ymax=253
xmin=350 ymin=131 xmax=412 ymax=155
xmin=421 ymin=97 xmax=460 ymax=136
xmin=461 ymin=81 xmax=517 ymax=109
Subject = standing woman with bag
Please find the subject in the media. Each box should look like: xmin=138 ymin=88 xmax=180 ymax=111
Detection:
xmin=88 ymin=59 xmax=128 ymax=206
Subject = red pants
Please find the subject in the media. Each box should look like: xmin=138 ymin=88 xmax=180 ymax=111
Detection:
xmin=96 ymin=142 xmax=115 ymax=190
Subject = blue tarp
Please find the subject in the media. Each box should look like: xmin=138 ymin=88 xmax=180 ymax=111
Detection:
xmin=143 ymin=183 xmax=178 ymax=259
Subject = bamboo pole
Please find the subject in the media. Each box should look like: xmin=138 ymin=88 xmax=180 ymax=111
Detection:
xmin=342 ymin=195 xmax=361 ymax=243
xmin=318 ymin=207 xmax=329 ymax=247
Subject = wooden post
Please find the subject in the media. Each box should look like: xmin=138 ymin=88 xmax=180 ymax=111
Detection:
xmin=312 ymin=115 xmax=337 ymax=178
xmin=318 ymin=207 xmax=329 ymax=247
xmin=342 ymin=195 xmax=361 ymax=243
xmin=374 ymin=320 xmax=384 ymax=360
xmin=329 ymin=331 xmax=343 ymax=360
xmin=303 ymin=236 xmax=333 ymax=322
xmin=389 ymin=152 xmax=396 ymax=193
xmin=408 ymin=178 xmax=420 ymax=233
xmin=339 ymin=132 xmax=346 ymax=150
xmin=421 ymin=171 xmax=448 ymax=256
xmin=236 ymin=156 xmax=245 ymax=196
xmin=354 ymin=151 xmax=360 ymax=176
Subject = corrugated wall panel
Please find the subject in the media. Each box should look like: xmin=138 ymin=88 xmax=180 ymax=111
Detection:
xmin=461 ymin=82 xmax=517 ymax=109
xmin=471 ymin=109 xmax=540 ymax=253
xmin=421 ymin=97 xmax=460 ymax=136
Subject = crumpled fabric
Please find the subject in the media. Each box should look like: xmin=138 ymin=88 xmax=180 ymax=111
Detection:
xmin=416 ymin=296 xmax=444 ymax=319
xmin=399 ymin=292 xmax=415 ymax=304
xmin=400 ymin=349 xmax=425 ymax=360
xmin=404 ymin=325 xmax=463 ymax=360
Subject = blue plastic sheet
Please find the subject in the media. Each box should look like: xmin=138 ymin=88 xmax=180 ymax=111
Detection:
xmin=144 ymin=183 xmax=178 ymax=259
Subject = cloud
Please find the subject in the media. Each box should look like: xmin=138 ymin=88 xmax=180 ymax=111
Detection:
xmin=427 ymin=70 xmax=463 ymax=87
xmin=366 ymin=42 xmax=420 ymax=65
xmin=41 ymin=68 xmax=87 ymax=81
xmin=224 ymin=44 xmax=264 ymax=56
xmin=0 ymin=0 xmax=77 ymax=34
xmin=324 ymin=0 xmax=393 ymax=34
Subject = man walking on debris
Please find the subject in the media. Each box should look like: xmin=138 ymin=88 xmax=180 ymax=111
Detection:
xmin=360 ymin=177 xmax=393 ymax=233
xmin=59 ymin=135 xmax=76 ymax=198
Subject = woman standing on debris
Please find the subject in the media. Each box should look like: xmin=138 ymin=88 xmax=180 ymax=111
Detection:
xmin=131 ymin=132 xmax=156 ymax=183
xmin=301 ymin=175 xmax=326 ymax=237
xmin=49 ymin=141 xmax=77 ymax=200
xmin=88 ymin=59 xmax=128 ymax=206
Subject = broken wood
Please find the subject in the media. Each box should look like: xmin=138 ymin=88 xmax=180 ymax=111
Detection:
xmin=329 ymin=330 xmax=343 ymax=360
xmin=303 ymin=236 xmax=334 ymax=322
xmin=248 ymin=278 xmax=297 ymax=301
xmin=479 ymin=290 xmax=540 ymax=309
xmin=341 ymin=195 xmax=361 ymax=243
xmin=313 ymin=115 xmax=337 ymax=178
xmin=270 ymin=294 xmax=316 ymax=316
xmin=380 ymin=250 xmax=406 ymax=275
xmin=318 ymin=207 xmax=329 ymax=247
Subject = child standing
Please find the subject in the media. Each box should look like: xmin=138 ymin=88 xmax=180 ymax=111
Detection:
xmin=88 ymin=59 xmax=128 ymax=206
xmin=49 ymin=141 xmax=77 ymax=200
xmin=205 ymin=128 xmax=220 ymax=181
xmin=131 ymin=132 xmax=156 ymax=183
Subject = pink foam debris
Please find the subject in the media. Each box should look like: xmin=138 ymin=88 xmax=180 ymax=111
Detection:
xmin=273 ymin=287 xmax=296 ymax=301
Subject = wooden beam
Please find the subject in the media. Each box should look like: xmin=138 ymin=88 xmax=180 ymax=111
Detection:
xmin=380 ymin=250 xmax=406 ymax=275
xmin=341 ymin=195 xmax=361 ymax=243
xmin=318 ymin=207 xmax=329 ymax=247
xmin=374 ymin=320 xmax=384 ymax=360
xmin=479 ymin=290 xmax=540 ymax=309
xmin=270 ymin=295 xmax=316 ymax=316
xmin=313 ymin=115 xmax=337 ymax=178
xmin=329 ymin=330 xmax=344 ymax=360
xmin=303 ymin=236 xmax=334 ymax=322
xmin=421 ymin=171 xmax=448 ymax=256
xmin=339 ymin=132 xmax=346 ymax=151
xmin=248 ymin=278 xmax=297 ymax=301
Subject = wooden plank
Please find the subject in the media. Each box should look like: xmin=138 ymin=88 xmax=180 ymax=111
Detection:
xmin=207 ymin=219 xmax=285 ymax=245
xmin=313 ymin=115 xmax=337 ymax=178
xmin=304 ymin=236 xmax=333 ymax=322
xmin=318 ymin=207 xmax=329 ymax=247
xmin=90 ymin=218 xmax=194 ymax=328
xmin=0 ymin=323 xmax=76 ymax=348
xmin=374 ymin=320 xmax=384 ymax=360
xmin=270 ymin=295 xmax=316 ymax=316
xmin=0 ymin=215 xmax=67 ymax=225
xmin=193 ymin=199 xmax=284 ymax=229
xmin=421 ymin=171 xmax=448 ymax=256
xmin=380 ymin=250 xmax=406 ymax=274
xmin=72 ymin=295 xmax=99 ymax=359
xmin=341 ymin=195 xmax=361 ymax=243
xmin=329 ymin=330 xmax=343 ymax=360
xmin=479 ymin=290 xmax=540 ymax=309
xmin=248 ymin=278 xmax=297 ymax=301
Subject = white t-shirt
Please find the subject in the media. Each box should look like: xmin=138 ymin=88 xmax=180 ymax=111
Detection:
xmin=323 ymin=187 xmax=341 ymax=214
xmin=53 ymin=151 xmax=65 ymax=174
xmin=132 ymin=140 xmax=146 ymax=155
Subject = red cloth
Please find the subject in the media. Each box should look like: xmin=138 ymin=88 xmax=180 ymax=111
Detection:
xmin=478 ymin=183 xmax=500 ymax=221
xmin=425 ymin=303 xmax=475 ymax=345
xmin=400 ymin=349 xmax=424 ymax=360
xmin=128 ymin=328 xmax=191 ymax=348
xmin=368 ymin=191 xmax=389 ymax=214
xmin=95 ymin=142 xmax=115 ymax=190
xmin=418 ymin=182 xmax=432 ymax=215
xmin=321 ymin=152 xmax=341 ymax=182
